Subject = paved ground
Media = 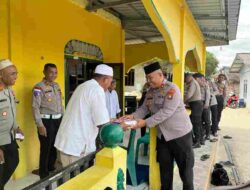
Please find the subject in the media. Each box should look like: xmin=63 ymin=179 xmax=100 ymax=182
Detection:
xmin=210 ymin=107 xmax=250 ymax=189
xmin=173 ymin=134 xmax=219 ymax=190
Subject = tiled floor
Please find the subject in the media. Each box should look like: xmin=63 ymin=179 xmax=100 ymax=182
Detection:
xmin=5 ymin=127 xmax=220 ymax=190
xmin=5 ymin=174 xmax=40 ymax=190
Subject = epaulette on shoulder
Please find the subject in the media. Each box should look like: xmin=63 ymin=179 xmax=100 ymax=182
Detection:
xmin=53 ymin=82 xmax=59 ymax=87
xmin=163 ymin=81 xmax=172 ymax=88
xmin=34 ymin=82 xmax=45 ymax=89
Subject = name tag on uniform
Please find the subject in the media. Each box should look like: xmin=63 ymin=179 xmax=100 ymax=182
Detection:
xmin=158 ymin=96 xmax=164 ymax=98
xmin=45 ymin=90 xmax=52 ymax=94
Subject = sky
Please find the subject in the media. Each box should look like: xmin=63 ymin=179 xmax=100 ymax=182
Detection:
xmin=206 ymin=0 xmax=250 ymax=68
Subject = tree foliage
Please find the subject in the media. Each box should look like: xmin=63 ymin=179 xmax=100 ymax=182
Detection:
xmin=206 ymin=51 xmax=219 ymax=77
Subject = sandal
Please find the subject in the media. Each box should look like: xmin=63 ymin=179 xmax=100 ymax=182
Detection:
xmin=210 ymin=138 xmax=218 ymax=142
xmin=223 ymin=135 xmax=232 ymax=139
xmin=219 ymin=161 xmax=234 ymax=166
xmin=200 ymin=154 xmax=210 ymax=161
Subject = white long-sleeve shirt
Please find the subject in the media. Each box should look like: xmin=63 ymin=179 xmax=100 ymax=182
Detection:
xmin=105 ymin=90 xmax=121 ymax=119
xmin=55 ymin=79 xmax=109 ymax=157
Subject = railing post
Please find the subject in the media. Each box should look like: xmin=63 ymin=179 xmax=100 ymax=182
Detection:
xmin=56 ymin=123 xmax=127 ymax=190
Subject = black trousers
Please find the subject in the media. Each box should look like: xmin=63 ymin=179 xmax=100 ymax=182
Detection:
xmin=202 ymin=107 xmax=211 ymax=137
xmin=189 ymin=101 xmax=203 ymax=143
xmin=216 ymin=95 xmax=224 ymax=125
xmin=210 ymin=105 xmax=218 ymax=134
xmin=0 ymin=141 xmax=19 ymax=190
xmin=157 ymin=132 xmax=194 ymax=190
xmin=38 ymin=117 xmax=61 ymax=179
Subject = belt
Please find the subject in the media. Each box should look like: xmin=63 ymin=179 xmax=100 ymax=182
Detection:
xmin=41 ymin=114 xmax=62 ymax=119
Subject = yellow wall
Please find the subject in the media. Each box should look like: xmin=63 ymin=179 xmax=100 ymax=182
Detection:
xmin=0 ymin=0 xmax=9 ymax=59
xmin=141 ymin=0 xmax=206 ymax=89
xmin=0 ymin=0 xmax=124 ymax=178
xmin=185 ymin=50 xmax=199 ymax=72
xmin=57 ymin=147 xmax=127 ymax=190
xmin=125 ymin=42 xmax=169 ymax=72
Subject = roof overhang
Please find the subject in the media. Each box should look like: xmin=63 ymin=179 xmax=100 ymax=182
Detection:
xmin=230 ymin=61 xmax=243 ymax=73
xmin=187 ymin=0 xmax=241 ymax=46
xmin=230 ymin=53 xmax=250 ymax=73
xmin=86 ymin=0 xmax=241 ymax=46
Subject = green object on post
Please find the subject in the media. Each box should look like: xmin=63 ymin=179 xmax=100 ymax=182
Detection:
xmin=135 ymin=132 xmax=150 ymax=165
xmin=126 ymin=129 xmax=137 ymax=186
xmin=117 ymin=168 xmax=125 ymax=190
xmin=99 ymin=123 xmax=124 ymax=148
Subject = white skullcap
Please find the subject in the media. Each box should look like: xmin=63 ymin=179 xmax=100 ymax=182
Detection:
xmin=0 ymin=59 xmax=14 ymax=70
xmin=94 ymin=64 xmax=113 ymax=77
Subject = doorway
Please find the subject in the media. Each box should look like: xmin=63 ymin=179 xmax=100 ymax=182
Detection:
xmin=64 ymin=56 xmax=123 ymax=111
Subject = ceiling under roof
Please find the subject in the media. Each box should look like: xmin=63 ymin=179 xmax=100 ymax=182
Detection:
xmin=86 ymin=0 xmax=241 ymax=46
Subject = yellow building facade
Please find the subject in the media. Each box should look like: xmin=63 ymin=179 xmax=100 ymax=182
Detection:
xmin=0 ymin=0 xmax=206 ymax=188
xmin=0 ymin=0 xmax=125 ymax=179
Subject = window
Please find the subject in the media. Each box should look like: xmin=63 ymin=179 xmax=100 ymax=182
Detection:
xmin=125 ymin=69 xmax=135 ymax=86
xmin=243 ymin=80 xmax=248 ymax=98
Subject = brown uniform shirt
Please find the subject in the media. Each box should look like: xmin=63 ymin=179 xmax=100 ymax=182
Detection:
xmin=209 ymin=82 xmax=219 ymax=106
xmin=32 ymin=79 xmax=64 ymax=127
xmin=215 ymin=81 xmax=227 ymax=98
xmin=133 ymin=80 xmax=192 ymax=141
xmin=0 ymin=88 xmax=18 ymax=145
xmin=200 ymin=84 xmax=210 ymax=108
xmin=184 ymin=79 xmax=201 ymax=103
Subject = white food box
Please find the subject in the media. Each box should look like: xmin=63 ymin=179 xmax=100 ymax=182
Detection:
xmin=15 ymin=133 xmax=25 ymax=140
xmin=124 ymin=119 xmax=137 ymax=126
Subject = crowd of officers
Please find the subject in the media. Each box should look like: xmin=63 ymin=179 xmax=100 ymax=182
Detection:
xmin=0 ymin=60 xmax=64 ymax=190
xmin=184 ymin=72 xmax=227 ymax=148
xmin=0 ymin=57 xmax=227 ymax=190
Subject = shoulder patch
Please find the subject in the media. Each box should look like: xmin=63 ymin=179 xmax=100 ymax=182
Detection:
xmin=167 ymin=88 xmax=176 ymax=100
xmin=33 ymin=87 xmax=42 ymax=97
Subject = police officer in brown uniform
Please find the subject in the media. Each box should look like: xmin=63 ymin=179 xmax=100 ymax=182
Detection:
xmin=0 ymin=59 xmax=23 ymax=190
xmin=208 ymin=80 xmax=219 ymax=136
xmin=193 ymin=73 xmax=211 ymax=140
xmin=32 ymin=63 xmax=63 ymax=179
xmin=121 ymin=62 xmax=194 ymax=190
xmin=215 ymin=74 xmax=227 ymax=129
xmin=184 ymin=73 xmax=203 ymax=148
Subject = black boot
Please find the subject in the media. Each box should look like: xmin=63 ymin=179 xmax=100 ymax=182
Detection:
xmin=192 ymin=142 xmax=201 ymax=148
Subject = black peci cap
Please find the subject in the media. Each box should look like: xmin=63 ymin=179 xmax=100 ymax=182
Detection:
xmin=184 ymin=72 xmax=192 ymax=78
xmin=144 ymin=62 xmax=161 ymax=75
xmin=192 ymin=73 xmax=204 ymax=79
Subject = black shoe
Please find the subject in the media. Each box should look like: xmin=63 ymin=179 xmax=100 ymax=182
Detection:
xmin=205 ymin=135 xmax=210 ymax=140
xmin=212 ymin=132 xmax=218 ymax=137
xmin=200 ymin=140 xmax=205 ymax=145
xmin=48 ymin=167 xmax=56 ymax=172
xmin=192 ymin=142 xmax=201 ymax=148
